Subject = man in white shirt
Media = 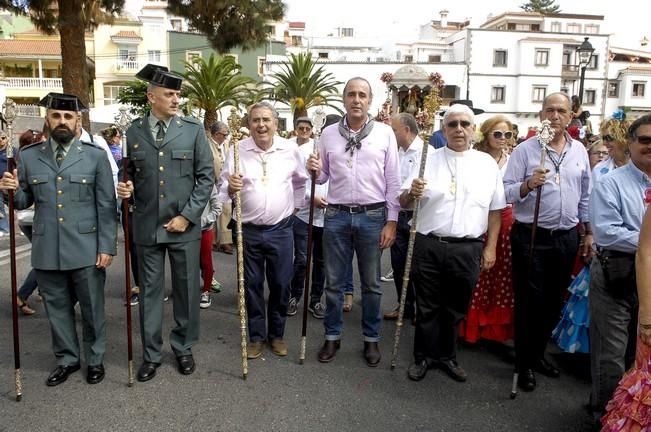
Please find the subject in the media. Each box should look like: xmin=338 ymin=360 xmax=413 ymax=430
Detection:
xmin=400 ymin=104 xmax=505 ymax=382
xmin=384 ymin=113 xmax=422 ymax=321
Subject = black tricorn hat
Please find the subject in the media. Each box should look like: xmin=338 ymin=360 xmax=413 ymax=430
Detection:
xmin=441 ymin=99 xmax=485 ymax=115
xmin=38 ymin=92 xmax=88 ymax=112
xmin=136 ymin=63 xmax=183 ymax=90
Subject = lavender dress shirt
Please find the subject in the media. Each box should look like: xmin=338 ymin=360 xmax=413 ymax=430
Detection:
xmin=316 ymin=120 xmax=401 ymax=221
xmin=503 ymin=133 xmax=591 ymax=230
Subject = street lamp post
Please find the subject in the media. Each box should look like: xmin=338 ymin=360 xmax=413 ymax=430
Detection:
xmin=576 ymin=37 xmax=594 ymax=105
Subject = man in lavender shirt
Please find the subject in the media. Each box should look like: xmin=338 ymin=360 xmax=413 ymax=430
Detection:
xmin=307 ymin=77 xmax=401 ymax=367
xmin=220 ymin=102 xmax=308 ymax=359
xmin=503 ymin=92 xmax=592 ymax=392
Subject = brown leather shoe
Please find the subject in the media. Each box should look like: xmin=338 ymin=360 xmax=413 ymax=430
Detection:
xmin=318 ymin=340 xmax=340 ymax=363
xmin=219 ymin=244 xmax=234 ymax=255
xmin=247 ymin=341 xmax=264 ymax=359
xmin=383 ymin=307 xmax=399 ymax=320
xmin=269 ymin=338 xmax=288 ymax=356
xmin=363 ymin=341 xmax=381 ymax=367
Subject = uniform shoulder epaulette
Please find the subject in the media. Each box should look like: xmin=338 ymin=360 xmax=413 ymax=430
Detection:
xmin=18 ymin=141 xmax=41 ymax=152
xmin=180 ymin=115 xmax=201 ymax=125
xmin=80 ymin=140 xmax=102 ymax=150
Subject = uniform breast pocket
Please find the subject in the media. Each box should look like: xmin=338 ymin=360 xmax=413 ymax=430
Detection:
xmin=70 ymin=174 xmax=95 ymax=202
xmin=27 ymin=174 xmax=49 ymax=203
xmin=172 ymin=149 xmax=194 ymax=177
xmin=131 ymin=151 xmax=150 ymax=179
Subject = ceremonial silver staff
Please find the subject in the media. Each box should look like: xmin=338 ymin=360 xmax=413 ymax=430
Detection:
xmin=391 ymin=92 xmax=440 ymax=370
xmin=2 ymin=98 xmax=23 ymax=400
xmin=227 ymin=108 xmax=248 ymax=379
xmin=510 ymin=119 xmax=554 ymax=399
xmin=299 ymin=107 xmax=327 ymax=364
xmin=114 ymin=106 xmax=135 ymax=386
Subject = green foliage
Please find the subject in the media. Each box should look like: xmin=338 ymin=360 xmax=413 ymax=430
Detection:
xmin=117 ymin=80 xmax=150 ymax=117
xmin=264 ymin=52 xmax=343 ymax=124
xmin=181 ymin=54 xmax=256 ymax=130
xmin=167 ymin=0 xmax=285 ymax=53
xmin=520 ymin=0 xmax=561 ymax=14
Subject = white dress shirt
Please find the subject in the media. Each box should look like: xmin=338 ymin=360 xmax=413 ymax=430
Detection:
xmin=401 ymin=146 xmax=506 ymax=238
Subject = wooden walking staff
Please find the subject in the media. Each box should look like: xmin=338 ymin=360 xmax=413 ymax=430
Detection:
xmin=510 ymin=119 xmax=554 ymax=399
xmin=299 ymin=107 xmax=327 ymax=365
xmin=227 ymin=108 xmax=248 ymax=379
xmin=2 ymin=98 xmax=23 ymax=400
xmin=114 ymin=106 xmax=135 ymax=386
xmin=390 ymin=92 xmax=440 ymax=370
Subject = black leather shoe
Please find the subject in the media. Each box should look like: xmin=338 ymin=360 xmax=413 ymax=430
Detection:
xmin=407 ymin=360 xmax=429 ymax=381
xmin=536 ymin=358 xmax=560 ymax=378
xmin=318 ymin=340 xmax=340 ymax=363
xmin=86 ymin=364 xmax=105 ymax=384
xmin=518 ymin=369 xmax=536 ymax=391
xmin=438 ymin=359 xmax=467 ymax=382
xmin=46 ymin=364 xmax=81 ymax=387
xmin=177 ymin=355 xmax=195 ymax=375
xmin=137 ymin=362 xmax=160 ymax=382
xmin=363 ymin=341 xmax=381 ymax=367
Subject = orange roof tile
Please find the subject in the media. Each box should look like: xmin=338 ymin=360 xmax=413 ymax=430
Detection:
xmin=0 ymin=39 xmax=61 ymax=56
xmin=111 ymin=30 xmax=142 ymax=39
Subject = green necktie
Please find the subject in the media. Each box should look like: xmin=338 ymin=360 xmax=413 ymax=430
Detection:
xmin=156 ymin=120 xmax=165 ymax=145
xmin=55 ymin=144 xmax=65 ymax=166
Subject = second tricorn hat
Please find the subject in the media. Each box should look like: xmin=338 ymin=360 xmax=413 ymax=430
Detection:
xmin=136 ymin=63 xmax=183 ymax=91
xmin=38 ymin=92 xmax=88 ymax=112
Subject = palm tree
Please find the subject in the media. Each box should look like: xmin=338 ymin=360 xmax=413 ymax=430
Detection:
xmin=264 ymin=52 xmax=343 ymax=125
xmin=181 ymin=54 xmax=256 ymax=131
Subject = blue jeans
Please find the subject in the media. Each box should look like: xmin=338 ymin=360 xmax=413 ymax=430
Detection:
xmin=290 ymin=216 xmax=325 ymax=305
xmin=17 ymin=224 xmax=38 ymax=301
xmin=243 ymin=217 xmax=294 ymax=342
xmin=0 ymin=203 xmax=9 ymax=233
xmin=323 ymin=206 xmax=385 ymax=342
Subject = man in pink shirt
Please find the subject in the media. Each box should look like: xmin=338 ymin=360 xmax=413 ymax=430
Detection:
xmin=219 ymin=102 xmax=308 ymax=359
xmin=308 ymin=77 xmax=401 ymax=367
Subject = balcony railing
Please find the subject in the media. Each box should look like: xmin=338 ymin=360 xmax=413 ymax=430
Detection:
xmin=561 ymin=64 xmax=579 ymax=77
xmin=115 ymin=60 xmax=139 ymax=72
xmin=6 ymin=77 xmax=63 ymax=88
xmin=16 ymin=104 xmax=41 ymax=117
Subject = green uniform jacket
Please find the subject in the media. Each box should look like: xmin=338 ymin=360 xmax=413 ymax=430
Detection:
xmin=14 ymin=138 xmax=118 ymax=270
xmin=125 ymin=115 xmax=214 ymax=245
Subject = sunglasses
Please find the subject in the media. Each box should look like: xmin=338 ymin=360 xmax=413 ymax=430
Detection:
xmin=446 ymin=120 xmax=472 ymax=129
xmin=297 ymin=126 xmax=312 ymax=132
xmin=216 ymin=132 xmax=229 ymax=137
xmin=492 ymin=131 xmax=513 ymax=140
xmin=602 ymin=134 xmax=615 ymax=142
xmin=590 ymin=150 xmax=609 ymax=157
xmin=0 ymin=136 xmax=7 ymax=140
xmin=637 ymin=135 xmax=651 ymax=145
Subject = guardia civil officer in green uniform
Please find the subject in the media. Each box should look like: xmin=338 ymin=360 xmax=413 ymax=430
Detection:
xmin=0 ymin=93 xmax=117 ymax=386
xmin=117 ymin=64 xmax=214 ymax=382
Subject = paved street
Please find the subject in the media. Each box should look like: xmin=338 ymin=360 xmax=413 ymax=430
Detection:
xmin=0 ymin=234 xmax=595 ymax=431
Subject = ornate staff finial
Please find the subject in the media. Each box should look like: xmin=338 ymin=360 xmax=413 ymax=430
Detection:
xmin=536 ymin=119 xmax=554 ymax=149
xmin=416 ymin=90 xmax=442 ymax=143
xmin=2 ymin=98 xmax=18 ymax=158
xmin=311 ymin=107 xmax=326 ymax=136
xmin=227 ymin=108 xmax=243 ymax=142
xmin=114 ymin=106 xmax=132 ymax=136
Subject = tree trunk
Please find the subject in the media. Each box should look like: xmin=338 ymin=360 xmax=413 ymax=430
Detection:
xmin=203 ymin=109 xmax=217 ymax=133
xmin=292 ymin=108 xmax=308 ymax=128
xmin=58 ymin=0 xmax=91 ymax=131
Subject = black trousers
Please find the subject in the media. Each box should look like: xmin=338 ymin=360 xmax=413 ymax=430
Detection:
xmin=390 ymin=211 xmax=415 ymax=313
xmin=511 ymin=222 xmax=579 ymax=371
xmin=412 ymin=233 xmax=483 ymax=362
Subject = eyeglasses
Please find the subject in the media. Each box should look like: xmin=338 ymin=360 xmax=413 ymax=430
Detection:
xmin=446 ymin=120 xmax=472 ymax=129
xmin=602 ymin=134 xmax=615 ymax=142
xmin=590 ymin=150 xmax=609 ymax=157
xmin=0 ymin=136 xmax=7 ymax=140
xmin=297 ymin=126 xmax=312 ymax=132
xmin=492 ymin=131 xmax=513 ymax=140
xmin=636 ymin=135 xmax=651 ymax=145
xmin=216 ymin=132 xmax=229 ymax=137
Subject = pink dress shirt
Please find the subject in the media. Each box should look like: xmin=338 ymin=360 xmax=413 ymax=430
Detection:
xmin=218 ymin=136 xmax=308 ymax=225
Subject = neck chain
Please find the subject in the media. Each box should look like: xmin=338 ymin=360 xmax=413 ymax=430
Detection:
xmin=443 ymin=149 xmax=457 ymax=196
xmin=259 ymin=152 xmax=269 ymax=186
xmin=545 ymin=146 xmax=567 ymax=185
